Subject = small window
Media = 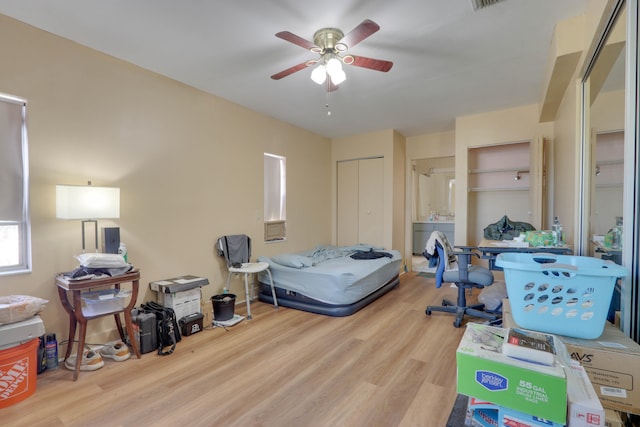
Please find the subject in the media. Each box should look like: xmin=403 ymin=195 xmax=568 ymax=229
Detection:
xmin=0 ymin=93 xmax=31 ymax=275
xmin=264 ymin=153 xmax=286 ymax=241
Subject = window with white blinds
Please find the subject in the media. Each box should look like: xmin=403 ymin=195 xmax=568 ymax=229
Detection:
xmin=0 ymin=93 xmax=31 ymax=275
xmin=264 ymin=153 xmax=286 ymax=241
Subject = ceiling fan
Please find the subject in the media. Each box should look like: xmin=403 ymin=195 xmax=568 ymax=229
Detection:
xmin=271 ymin=19 xmax=393 ymax=92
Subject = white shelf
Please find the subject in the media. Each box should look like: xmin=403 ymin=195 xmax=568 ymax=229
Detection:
xmin=595 ymin=159 xmax=623 ymax=167
xmin=595 ymin=183 xmax=623 ymax=189
xmin=468 ymin=167 xmax=529 ymax=174
xmin=469 ymin=186 xmax=529 ymax=192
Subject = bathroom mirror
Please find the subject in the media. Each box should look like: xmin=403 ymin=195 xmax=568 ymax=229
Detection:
xmin=413 ymin=156 xmax=455 ymax=221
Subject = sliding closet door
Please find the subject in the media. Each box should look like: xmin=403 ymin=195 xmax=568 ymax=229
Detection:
xmin=358 ymin=157 xmax=384 ymax=246
xmin=337 ymin=160 xmax=359 ymax=246
xmin=337 ymin=157 xmax=384 ymax=247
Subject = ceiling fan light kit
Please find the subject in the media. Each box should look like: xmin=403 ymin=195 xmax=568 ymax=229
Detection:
xmin=271 ymin=19 xmax=393 ymax=91
xmin=310 ymin=64 xmax=327 ymax=84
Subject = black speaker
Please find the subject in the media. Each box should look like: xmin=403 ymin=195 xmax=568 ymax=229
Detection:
xmin=102 ymin=227 xmax=120 ymax=254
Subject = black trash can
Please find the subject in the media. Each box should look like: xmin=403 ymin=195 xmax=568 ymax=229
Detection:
xmin=211 ymin=294 xmax=236 ymax=321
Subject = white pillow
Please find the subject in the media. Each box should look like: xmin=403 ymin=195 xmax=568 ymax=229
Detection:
xmin=75 ymin=253 xmax=127 ymax=268
xmin=271 ymin=253 xmax=314 ymax=269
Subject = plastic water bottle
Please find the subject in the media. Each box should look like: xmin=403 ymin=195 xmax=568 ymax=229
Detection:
xmin=552 ymin=217 xmax=564 ymax=246
xmin=38 ymin=335 xmax=47 ymax=374
xmin=611 ymin=217 xmax=623 ymax=249
xmin=118 ymin=242 xmax=128 ymax=263
xmin=45 ymin=333 xmax=58 ymax=370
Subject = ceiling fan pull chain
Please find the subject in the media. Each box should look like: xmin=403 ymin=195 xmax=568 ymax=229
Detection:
xmin=326 ymin=91 xmax=331 ymax=116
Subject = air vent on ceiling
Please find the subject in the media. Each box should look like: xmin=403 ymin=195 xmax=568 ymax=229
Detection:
xmin=471 ymin=0 xmax=505 ymax=10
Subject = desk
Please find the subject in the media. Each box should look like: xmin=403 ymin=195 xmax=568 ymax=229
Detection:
xmin=592 ymin=241 xmax=622 ymax=265
xmin=56 ymin=270 xmax=141 ymax=380
xmin=478 ymin=238 xmax=572 ymax=270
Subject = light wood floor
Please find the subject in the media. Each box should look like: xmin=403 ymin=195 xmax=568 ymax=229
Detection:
xmin=3 ymin=272 xmax=478 ymax=427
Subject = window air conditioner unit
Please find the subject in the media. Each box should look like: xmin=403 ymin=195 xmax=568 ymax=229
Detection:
xmin=264 ymin=220 xmax=286 ymax=241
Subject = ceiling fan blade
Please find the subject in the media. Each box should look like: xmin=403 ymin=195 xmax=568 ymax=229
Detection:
xmin=271 ymin=61 xmax=312 ymax=80
xmin=348 ymin=55 xmax=393 ymax=72
xmin=275 ymin=31 xmax=319 ymax=51
xmin=336 ymin=19 xmax=380 ymax=50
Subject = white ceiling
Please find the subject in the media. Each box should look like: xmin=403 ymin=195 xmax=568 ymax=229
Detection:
xmin=0 ymin=0 xmax=589 ymax=138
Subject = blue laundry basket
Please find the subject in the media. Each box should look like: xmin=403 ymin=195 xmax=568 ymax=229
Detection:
xmin=496 ymin=252 xmax=628 ymax=339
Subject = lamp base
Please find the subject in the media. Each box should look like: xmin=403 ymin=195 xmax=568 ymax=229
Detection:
xmin=81 ymin=220 xmax=99 ymax=252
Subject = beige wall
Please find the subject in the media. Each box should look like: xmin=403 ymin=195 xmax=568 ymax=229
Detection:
xmin=454 ymin=104 xmax=547 ymax=245
xmin=591 ymin=90 xmax=625 ymax=130
xmin=406 ymin=131 xmax=455 ymax=160
xmin=404 ymin=131 xmax=455 ymax=267
xmin=392 ymin=130 xmax=407 ymax=262
xmin=0 ymin=15 xmax=331 ymax=345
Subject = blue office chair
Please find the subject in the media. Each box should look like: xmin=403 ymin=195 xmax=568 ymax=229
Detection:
xmin=425 ymin=240 xmax=499 ymax=328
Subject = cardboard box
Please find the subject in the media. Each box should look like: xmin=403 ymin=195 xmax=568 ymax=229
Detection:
xmin=470 ymin=407 xmax=499 ymax=426
xmin=158 ymin=288 xmax=201 ymax=322
xmin=466 ymin=397 xmax=500 ymax=427
xmin=502 ymin=298 xmax=516 ymax=329
xmin=604 ymin=409 xmax=623 ymax=427
xmin=149 ymin=275 xmax=209 ymax=293
xmin=504 ymin=299 xmax=638 ymax=416
xmin=566 ymin=361 xmax=605 ymax=427
xmin=456 ymin=323 xmax=567 ymax=424
xmin=560 ymin=323 xmax=640 ymax=415
xmin=498 ymin=406 xmax=564 ymax=426
xmin=463 ymin=360 xmax=604 ymax=427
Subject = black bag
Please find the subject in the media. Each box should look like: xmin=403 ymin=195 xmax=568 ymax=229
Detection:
xmin=483 ymin=215 xmax=535 ymax=240
xmin=139 ymin=301 xmax=182 ymax=355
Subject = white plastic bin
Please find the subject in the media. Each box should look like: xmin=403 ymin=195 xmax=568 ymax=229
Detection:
xmin=81 ymin=289 xmax=131 ymax=316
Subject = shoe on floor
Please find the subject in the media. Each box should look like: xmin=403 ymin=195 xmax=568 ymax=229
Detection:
xmin=65 ymin=350 xmax=105 ymax=371
xmin=100 ymin=341 xmax=130 ymax=362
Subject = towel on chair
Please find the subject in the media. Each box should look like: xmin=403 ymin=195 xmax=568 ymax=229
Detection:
xmin=217 ymin=234 xmax=251 ymax=266
xmin=424 ymin=231 xmax=458 ymax=271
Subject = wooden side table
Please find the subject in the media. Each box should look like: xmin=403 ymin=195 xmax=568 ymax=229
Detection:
xmin=56 ymin=270 xmax=141 ymax=380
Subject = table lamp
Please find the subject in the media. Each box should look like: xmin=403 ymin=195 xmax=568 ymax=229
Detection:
xmin=56 ymin=182 xmax=120 ymax=252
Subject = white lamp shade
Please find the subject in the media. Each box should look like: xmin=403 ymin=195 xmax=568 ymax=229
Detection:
xmin=310 ymin=65 xmax=327 ymax=85
xmin=330 ymin=69 xmax=346 ymax=85
xmin=326 ymin=57 xmax=342 ymax=75
xmin=56 ymin=185 xmax=120 ymax=219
